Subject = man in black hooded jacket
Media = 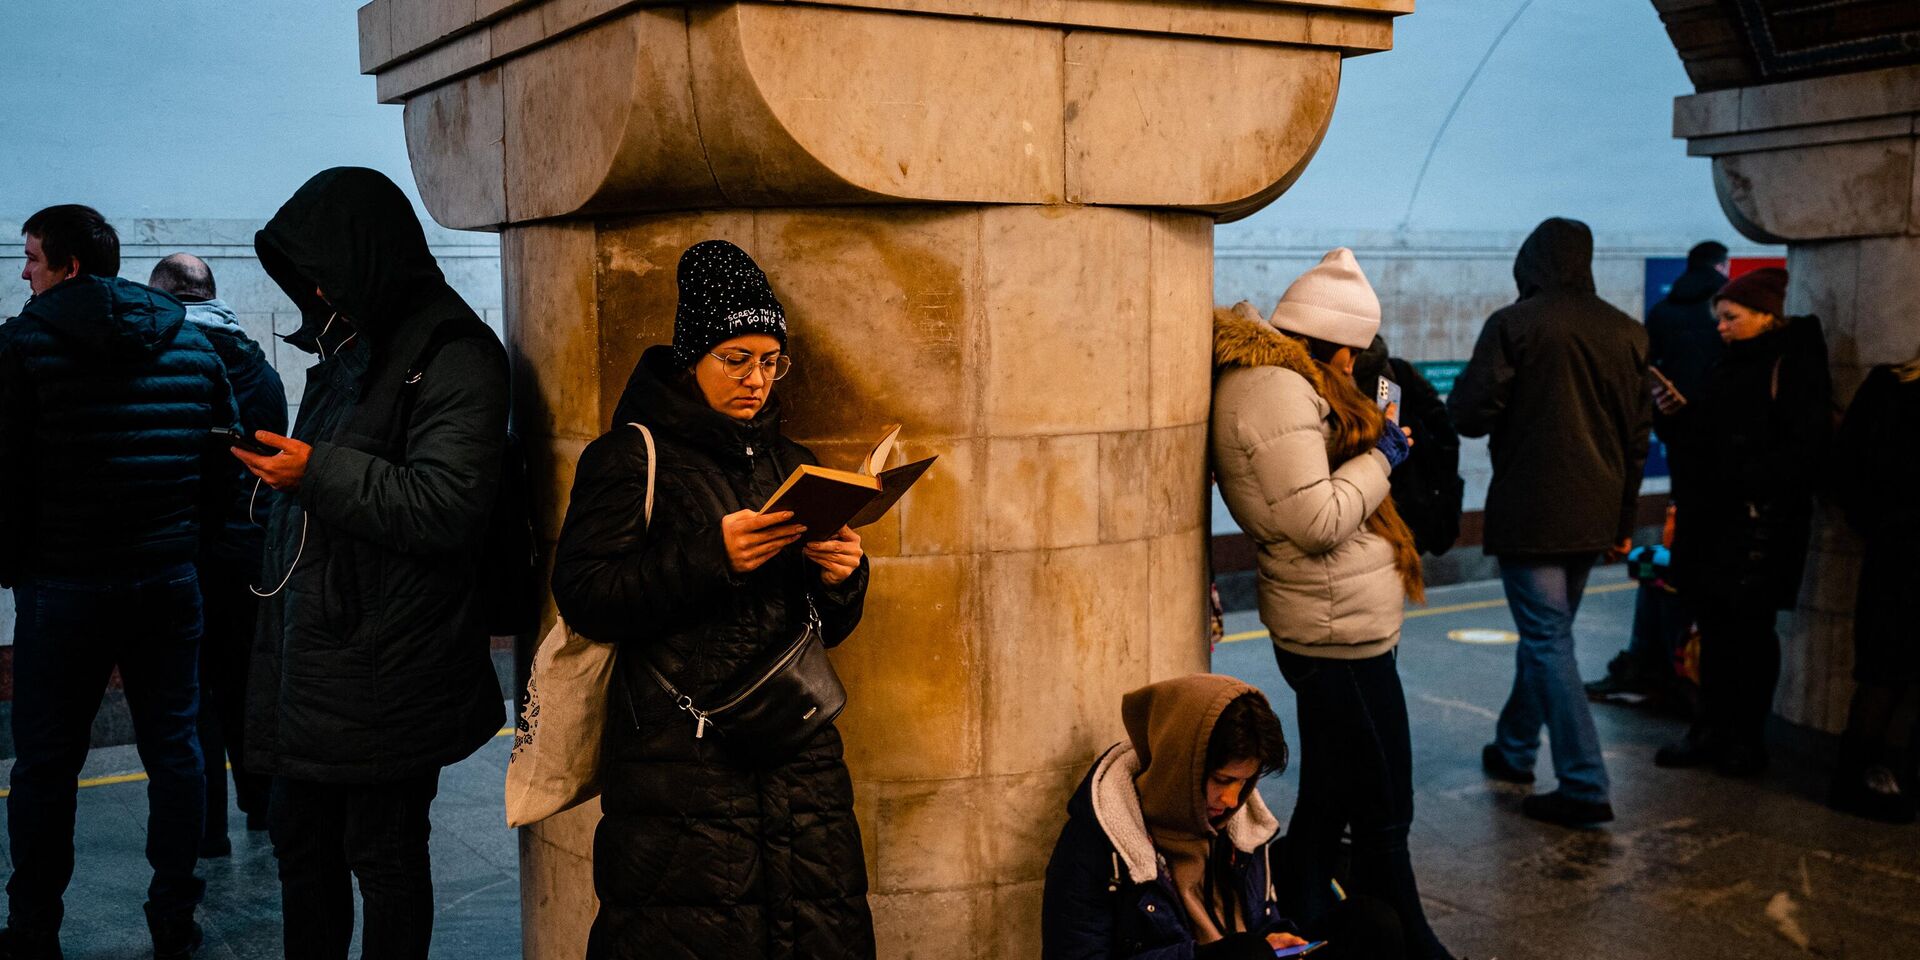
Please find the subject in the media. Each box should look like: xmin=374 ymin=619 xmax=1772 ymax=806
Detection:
xmin=2 ymin=205 xmax=237 ymax=960
xmin=1449 ymin=217 xmax=1652 ymax=829
xmin=235 ymin=168 xmax=509 ymax=960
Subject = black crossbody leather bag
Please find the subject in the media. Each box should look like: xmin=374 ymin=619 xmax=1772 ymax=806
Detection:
xmin=647 ymin=595 xmax=848 ymax=765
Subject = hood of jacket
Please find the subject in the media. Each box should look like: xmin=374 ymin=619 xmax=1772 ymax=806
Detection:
xmin=1513 ymin=218 xmax=1597 ymax=299
xmin=183 ymin=297 xmax=246 ymax=334
xmin=1665 ymin=266 xmax=1726 ymax=306
xmin=1213 ymin=306 xmax=1326 ymax=392
xmin=17 ymin=276 xmax=189 ymax=362
xmin=612 ymin=344 xmax=785 ymax=463
xmin=255 ymin=166 xmax=449 ymax=356
xmin=1122 ymin=674 xmax=1264 ymax=840
xmin=1079 ymin=743 xmax=1280 ymax=886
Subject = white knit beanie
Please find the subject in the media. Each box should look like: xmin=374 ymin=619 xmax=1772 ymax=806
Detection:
xmin=1268 ymin=248 xmax=1380 ymax=350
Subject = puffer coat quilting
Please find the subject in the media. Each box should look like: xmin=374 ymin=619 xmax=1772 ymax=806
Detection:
xmin=553 ymin=345 xmax=872 ymax=960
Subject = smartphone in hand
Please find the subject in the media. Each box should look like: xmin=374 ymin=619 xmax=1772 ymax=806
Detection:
xmin=210 ymin=426 xmax=280 ymax=457
xmin=1376 ymin=376 xmax=1403 ymax=421
xmin=1274 ymin=941 xmax=1327 ymax=958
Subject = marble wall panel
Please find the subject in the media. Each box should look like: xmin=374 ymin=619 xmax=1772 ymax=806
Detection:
xmin=870 ymin=778 xmax=987 ymax=895
xmin=403 ymin=69 xmax=506 ymax=231
xmin=504 ymin=223 xmax=602 ymax=440
xmin=981 ymin=206 xmax=1151 ymax=437
xmin=989 ymin=880 xmax=1048 ymax=960
xmin=1148 ymin=212 xmax=1216 ymax=430
xmin=1714 ymin=139 xmax=1915 ymax=243
xmin=832 ymin=554 xmax=981 ymax=782
xmin=1147 ymin=529 xmax=1212 ymax=682
xmin=986 ymin=434 xmax=1102 ymax=551
xmin=983 ymin=765 xmax=1084 ymax=886
xmin=869 ymin=889 xmax=987 ymax=960
xmin=518 ymin=799 xmax=600 ymax=960
xmin=980 ymin=539 xmax=1151 ymax=777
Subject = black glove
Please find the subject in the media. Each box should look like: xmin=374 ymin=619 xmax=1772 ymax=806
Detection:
xmin=1195 ymin=932 xmax=1275 ymax=960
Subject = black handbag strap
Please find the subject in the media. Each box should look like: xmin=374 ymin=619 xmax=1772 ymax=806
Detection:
xmin=648 ymin=594 xmax=822 ymax=739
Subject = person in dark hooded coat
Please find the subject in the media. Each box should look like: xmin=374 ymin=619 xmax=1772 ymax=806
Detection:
xmin=1654 ymin=267 xmax=1830 ymax=778
xmin=1448 ymin=218 xmax=1652 ymax=828
xmin=551 ymin=240 xmax=873 ymax=960
xmin=237 ymin=168 xmax=509 ymax=960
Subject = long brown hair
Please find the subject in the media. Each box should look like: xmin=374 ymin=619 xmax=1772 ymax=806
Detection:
xmin=1303 ymin=344 xmax=1426 ymax=604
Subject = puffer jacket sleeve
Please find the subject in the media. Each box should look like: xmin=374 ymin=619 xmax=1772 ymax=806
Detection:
xmin=1448 ymin=311 xmax=1514 ymax=439
xmin=550 ymin=428 xmax=738 ymax=643
xmin=300 ymin=337 xmax=508 ymax=555
xmin=1217 ymin=367 xmax=1391 ymax=555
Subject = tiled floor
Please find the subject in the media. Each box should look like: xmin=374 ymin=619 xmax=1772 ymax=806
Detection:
xmin=12 ymin=567 xmax=1920 ymax=959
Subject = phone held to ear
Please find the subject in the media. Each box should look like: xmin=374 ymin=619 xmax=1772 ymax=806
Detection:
xmin=1274 ymin=941 xmax=1327 ymax=958
xmin=210 ymin=426 xmax=280 ymax=457
xmin=1376 ymin=376 xmax=1402 ymax=421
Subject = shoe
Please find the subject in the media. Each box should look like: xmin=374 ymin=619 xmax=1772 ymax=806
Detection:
xmin=1714 ymin=741 xmax=1768 ymax=778
xmin=1481 ymin=744 xmax=1535 ymax=784
xmin=1654 ymin=726 xmax=1719 ymax=768
xmin=1829 ymin=765 xmax=1917 ymax=825
xmin=1584 ymin=653 xmax=1651 ymax=701
xmin=0 ymin=926 xmax=64 ymax=960
xmin=143 ymin=904 xmax=202 ymax=960
xmin=1521 ymin=790 xmax=1614 ymax=827
xmin=198 ymin=834 xmax=231 ymax=859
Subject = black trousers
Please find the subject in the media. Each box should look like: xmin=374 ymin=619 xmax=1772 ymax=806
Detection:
xmin=269 ymin=772 xmax=441 ymax=960
xmin=195 ymin=562 xmax=269 ymax=838
xmin=1275 ymin=649 xmax=1446 ymax=960
xmin=1696 ymin=599 xmax=1780 ymax=749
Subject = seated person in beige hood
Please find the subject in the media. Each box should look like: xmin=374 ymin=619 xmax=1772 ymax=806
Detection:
xmin=1041 ymin=674 xmax=1403 ymax=960
xmin=1210 ymin=250 xmax=1454 ymax=960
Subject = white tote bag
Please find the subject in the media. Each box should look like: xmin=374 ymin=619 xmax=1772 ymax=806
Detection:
xmin=504 ymin=423 xmax=654 ymax=828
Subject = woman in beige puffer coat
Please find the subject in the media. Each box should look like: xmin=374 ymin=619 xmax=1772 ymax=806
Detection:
xmin=1210 ymin=249 xmax=1451 ymax=960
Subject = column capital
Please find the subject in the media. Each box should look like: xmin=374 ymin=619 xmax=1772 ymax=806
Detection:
xmin=1673 ymin=64 xmax=1920 ymax=245
xmin=359 ymin=0 xmax=1409 ymax=228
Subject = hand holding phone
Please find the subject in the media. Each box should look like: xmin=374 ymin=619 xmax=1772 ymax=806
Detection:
xmin=1376 ymin=377 xmax=1403 ymax=421
xmin=210 ymin=426 xmax=281 ymax=457
xmin=1648 ymin=365 xmax=1686 ymax=415
xmin=1273 ymin=941 xmax=1327 ymax=958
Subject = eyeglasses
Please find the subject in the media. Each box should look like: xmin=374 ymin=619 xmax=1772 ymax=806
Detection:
xmin=708 ymin=351 xmax=793 ymax=381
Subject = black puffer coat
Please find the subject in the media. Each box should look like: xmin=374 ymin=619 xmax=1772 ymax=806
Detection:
xmin=0 ymin=276 xmax=235 ymax=586
xmin=246 ymin=167 xmax=509 ymax=783
xmin=1669 ymin=316 xmax=1831 ymax=609
xmin=1647 ymin=266 xmax=1724 ymax=506
xmin=1835 ymin=364 xmax=1920 ymax=680
xmin=552 ymin=345 xmax=872 ymax=960
xmin=1448 ymin=218 xmax=1653 ymax=556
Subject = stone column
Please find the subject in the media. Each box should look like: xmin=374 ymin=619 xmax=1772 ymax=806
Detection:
xmin=1674 ymin=64 xmax=1920 ymax=732
xmin=356 ymin=1 xmax=1409 ymax=955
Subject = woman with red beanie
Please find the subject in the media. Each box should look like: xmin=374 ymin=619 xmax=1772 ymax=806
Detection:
xmin=1652 ymin=267 xmax=1832 ymax=776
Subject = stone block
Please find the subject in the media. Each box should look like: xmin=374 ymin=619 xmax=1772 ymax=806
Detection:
xmin=518 ymin=800 xmax=600 ymax=960
xmin=1063 ymin=32 xmax=1338 ymax=217
xmin=405 ymin=69 xmax=506 ymax=231
xmin=1148 ymin=212 xmax=1215 ymax=429
xmin=833 ymin=554 xmax=981 ymax=782
xmin=530 ymin=436 xmax=587 ymax=543
xmin=502 ymin=13 xmax=720 ymax=223
xmin=1147 ymin=529 xmax=1211 ymax=682
xmin=1847 ymin=236 xmax=1920 ymax=369
xmin=752 ymin=207 xmax=985 ymax=440
xmin=390 ymin=0 xmax=480 ymax=67
xmin=504 ymin=223 xmax=602 ymax=441
xmin=980 ymin=540 xmax=1150 ymax=777
xmin=1098 ymin=424 xmax=1208 ymax=543
xmin=982 ymin=206 xmax=1150 ymax=436
xmin=1736 ymin=64 xmax=1920 ymax=134
xmin=1672 ymin=88 xmax=1740 ymax=139
xmin=358 ymin=0 xmax=395 ymax=73
xmin=897 ymin=437 xmax=981 ymax=558
xmin=869 ymin=889 xmax=987 ymax=960
xmin=987 ymin=434 xmax=1102 ymax=551
xmin=1713 ymin=139 xmax=1914 ymax=244
xmin=988 ymin=880 xmax=1047 ymax=960
xmin=871 ymin=778 xmax=986 ymax=894
xmin=983 ymin=766 xmax=1083 ymax=885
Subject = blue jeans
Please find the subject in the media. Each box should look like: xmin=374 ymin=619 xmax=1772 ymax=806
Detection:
xmin=5 ymin=564 xmax=207 ymax=933
xmin=1492 ymin=555 xmax=1611 ymax=804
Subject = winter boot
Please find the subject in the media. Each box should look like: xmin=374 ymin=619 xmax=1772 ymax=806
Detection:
xmin=144 ymin=904 xmax=202 ymax=960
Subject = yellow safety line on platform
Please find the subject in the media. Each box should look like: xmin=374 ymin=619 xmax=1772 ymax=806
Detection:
xmin=0 ymin=728 xmax=518 ymax=798
xmin=1219 ymin=580 xmax=1637 ymax=644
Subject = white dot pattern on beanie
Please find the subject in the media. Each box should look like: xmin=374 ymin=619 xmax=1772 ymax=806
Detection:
xmin=672 ymin=240 xmax=788 ymax=367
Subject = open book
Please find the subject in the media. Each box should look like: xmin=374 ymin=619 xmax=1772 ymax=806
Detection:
xmin=760 ymin=424 xmax=937 ymax=540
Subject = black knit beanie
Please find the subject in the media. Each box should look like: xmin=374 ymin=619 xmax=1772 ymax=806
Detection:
xmin=671 ymin=240 xmax=787 ymax=368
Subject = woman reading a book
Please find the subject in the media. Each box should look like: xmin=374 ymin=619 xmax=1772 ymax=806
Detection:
xmin=550 ymin=240 xmax=875 ymax=959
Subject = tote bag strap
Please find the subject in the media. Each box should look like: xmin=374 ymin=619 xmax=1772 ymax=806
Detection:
xmin=627 ymin=422 xmax=656 ymax=527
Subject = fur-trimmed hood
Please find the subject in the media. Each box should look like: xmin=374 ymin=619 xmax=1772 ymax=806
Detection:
xmin=1213 ymin=304 xmax=1326 ymax=395
xmin=1088 ymin=743 xmax=1280 ymax=885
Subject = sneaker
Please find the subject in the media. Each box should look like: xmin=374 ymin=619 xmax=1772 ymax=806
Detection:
xmin=1481 ymin=744 xmax=1535 ymax=784
xmin=143 ymin=904 xmax=202 ymax=960
xmin=1829 ymin=766 xmax=1915 ymax=825
xmin=1521 ymin=790 xmax=1614 ymax=828
xmin=0 ymin=927 xmax=63 ymax=960
xmin=1654 ymin=726 xmax=1719 ymax=769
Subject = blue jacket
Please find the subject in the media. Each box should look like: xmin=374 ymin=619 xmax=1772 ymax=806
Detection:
xmin=1042 ymin=744 xmax=1294 ymax=959
xmin=182 ymin=298 xmax=288 ymax=567
xmin=0 ymin=276 xmax=236 ymax=585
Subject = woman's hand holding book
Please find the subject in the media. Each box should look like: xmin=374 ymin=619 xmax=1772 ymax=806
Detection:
xmin=803 ymin=526 xmax=863 ymax=585
xmin=723 ymin=509 xmax=805 ymax=573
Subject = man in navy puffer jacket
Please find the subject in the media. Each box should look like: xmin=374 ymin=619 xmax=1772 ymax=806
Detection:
xmin=1 ymin=205 xmax=237 ymax=960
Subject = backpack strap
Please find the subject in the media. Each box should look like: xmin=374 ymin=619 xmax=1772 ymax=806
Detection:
xmin=395 ymin=317 xmax=488 ymax=448
xmin=627 ymin=422 xmax=655 ymax=527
